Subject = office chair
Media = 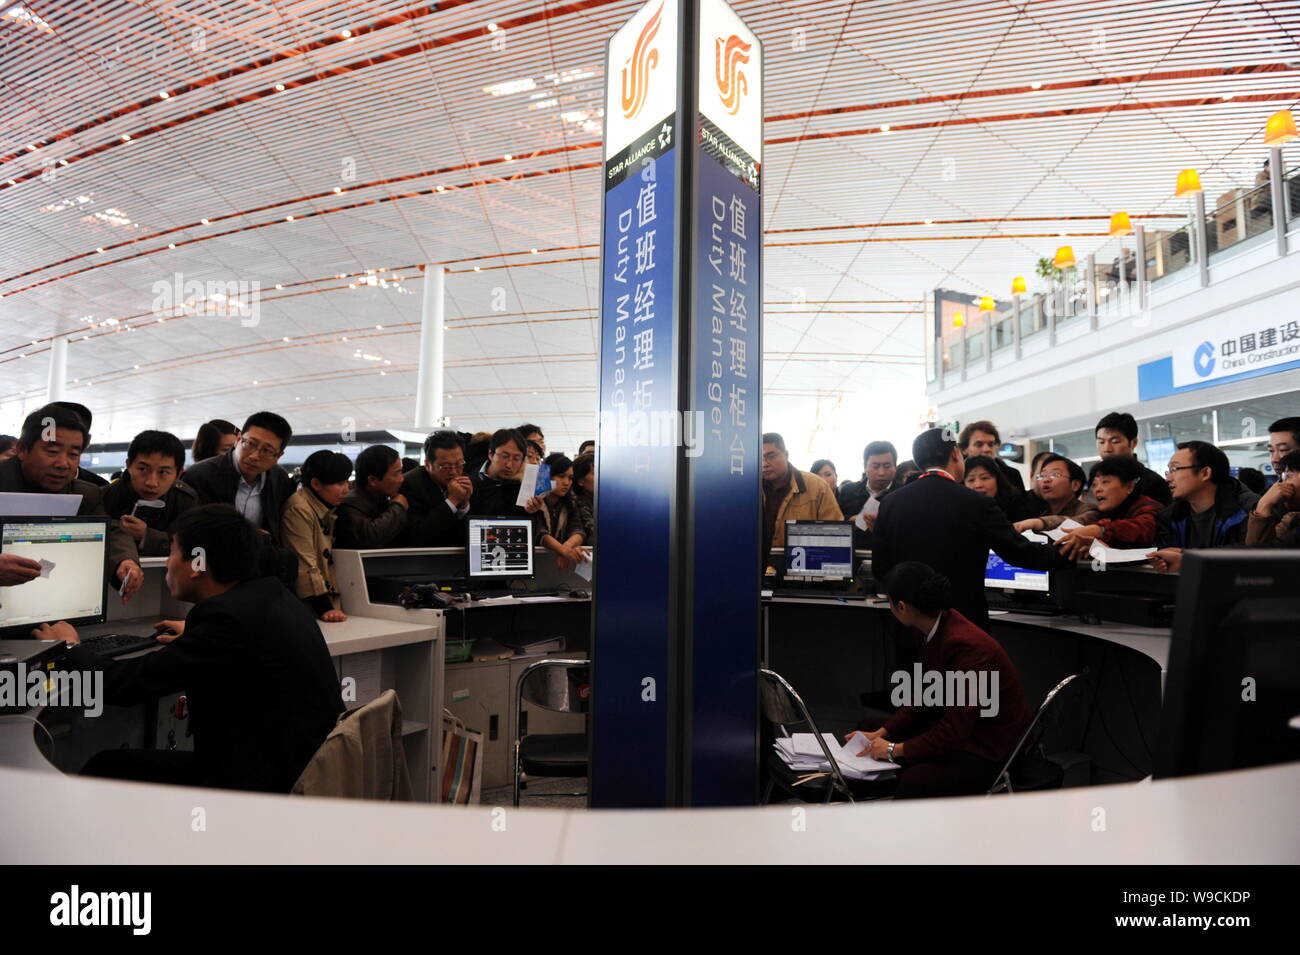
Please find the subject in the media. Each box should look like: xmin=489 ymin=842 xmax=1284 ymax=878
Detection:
xmin=987 ymin=673 xmax=1086 ymax=795
xmin=759 ymin=668 xmax=895 ymax=805
xmin=512 ymin=659 xmax=590 ymax=807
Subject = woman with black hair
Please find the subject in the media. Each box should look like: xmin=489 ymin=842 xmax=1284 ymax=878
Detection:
xmin=850 ymin=561 xmax=1032 ymax=798
xmin=963 ymin=454 xmax=1038 ymax=522
xmin=281 ymin=450 xmax=353 ymax=622
xmin=524 ymin=452 xmax=589 ymax=569
xmin=192 ymin=419 xmax=240 ymax=463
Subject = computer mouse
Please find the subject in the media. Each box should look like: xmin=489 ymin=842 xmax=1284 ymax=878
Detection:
xmin=157 ymin=627 xmax=179 ymax=637
xmin=569 ymin=589 xmax=590 ymax=600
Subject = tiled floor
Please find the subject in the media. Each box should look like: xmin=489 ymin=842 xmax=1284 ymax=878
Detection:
xmin=481 ymin=776 xmax=590 ymax=809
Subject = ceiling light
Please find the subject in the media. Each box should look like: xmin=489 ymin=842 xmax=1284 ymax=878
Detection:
xmin=282 ymin=336 xmax=290 ymax=342
xmin=488 ymin=22 xmax=499 ymax=31
xmin=1053 ymin=245 xmax=1076 ymax=269
xmin=333 ymin=186 xmax=342 ymax=193
xmin=1108 ymin=211 xmax=1132 ymax=236
xmin=879 ymin=124 xmax=890 ymax=133
xmin=473 ymin=266 xmax=481 ymax=271
xmin=26 ymin=144 xmax=36 ymax=151
xmin=1174 ymin=168 xmax=1202 ymax=197
xmin=531 ymin=248 xmax=538 ymax=254
xmin=275 ymin=83 xmax=285 ymax=92
xmin=978 ymin=296 xmax=995 ymax=312
xmin=159 ymin=91 xmax=169 ymax=99
xmin=58 ymin=159 xmax=67 ymax=166
xmin=95 ymin=247 xmax=104 ymax=253
xmin=275 ymin=283 xmax=283 ymax=289
xmin=6 ymin=179 xmax=15 ymax=185
xmin=340 ymin=29 xmax=351 ymax=38
xmin=286 ymin=215 xmax=294 ymax=221
xmin=1011 ymin=276 xmax=1027 ymax=295
xmin=1030 ymin=81 xmax=1042 ymax=90
xmin=121 ymin=134 xmax=130 ymax=141
xmin=436 ymin=185 xmax=445 ymax=192
xmin=504 ymin=153 xmax=513 ymax=161
xmin=1221 ymin=93 xmax=1232 ymax=101
xmin=1263 ymin=109 xmax=1297 ymax=147
xmin=167 ymin=242 xmax=175 ymax=248
xmin=376 ymin=324 xmax=383 ymax=329
xmin=924 ymin=218 xmax=933 ymax=225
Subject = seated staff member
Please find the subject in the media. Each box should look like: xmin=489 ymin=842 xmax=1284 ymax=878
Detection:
xmin=470 ymin=428 xmax=530 ymax=517
xmin=1245 ymin=448 xmax=1300 ymax=547
xmin=872 ymin=427 xmax=1062 ymax=630
xmin=524 ymin=452 xmax=589 ymax=569
xmin=183 ymin=411 xmax=296 ymax=542
xmin=99 ymin=429 xmax=199 ymax=558
xmin=42 ymin=505 xmax=344 ymax=793
xmin=761 ymin=432 xmax=843 ymax=557
xmin=334 ymin=445 xmax=409 ymax=549
xmin=962 ymin=454 xmax=1038 ymax=522
xmin=850 ymin=562 xmax=1031 ymax=799
xmin=281 ymin=451 xmax=352 ymax=623
xmin=1092 ymin=411 xmax=1172 ymax=505
xmin=572 ymin=450 xmax=596 ymax=545
xmin=0 ymin=404 xmax=143 ymax=601
xmin=399 ymin=430 xmax=474 ymax=546
xmin=958 ymin=420 xmax=1026 ymax=493
xmin=1056 ymin=455 xmax=1162 ymax=559
xmin=191 ymin=418 xmax=240 ymax=463
xmin=1014 ymin=453 xmax=1098 ymax=532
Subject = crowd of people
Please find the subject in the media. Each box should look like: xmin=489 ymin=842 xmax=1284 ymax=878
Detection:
xmin=0 ymin=404 xmax=596 ymax=625
xmin=764 ymin=411 xmax=1300 ymax=573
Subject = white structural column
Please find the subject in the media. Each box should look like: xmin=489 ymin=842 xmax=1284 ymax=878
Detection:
xmin=414 ymin=264 xmax=446 ymax=431
xmin=45 ymin=337 xmax=68 ymax=403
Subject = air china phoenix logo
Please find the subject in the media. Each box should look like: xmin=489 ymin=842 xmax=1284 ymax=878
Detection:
xmin=621 ymin=3 xmax=664 ymax=120
xmin=714 ymin=34 xmax=752 ymax=115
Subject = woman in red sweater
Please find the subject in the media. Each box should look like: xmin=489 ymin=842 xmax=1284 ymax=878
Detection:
xmin=1055 ymin=454 xmax=1163 ymax=559
xmin=851 ymin=561 xmax=1032 ymax=798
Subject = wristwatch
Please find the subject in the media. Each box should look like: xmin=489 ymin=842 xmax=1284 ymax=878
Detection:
xmin=886 ymin=741 xmax=896 ymax=761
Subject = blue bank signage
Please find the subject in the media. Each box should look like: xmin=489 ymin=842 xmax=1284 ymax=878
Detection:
xmin=1173 ymin=318 xmax=1300 ymax=388
xmin=592 ymin=0 xmax=762 ymax=808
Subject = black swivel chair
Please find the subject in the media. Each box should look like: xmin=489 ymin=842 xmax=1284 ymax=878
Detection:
xmin=512 ymin=659 xmax=590 ymax=807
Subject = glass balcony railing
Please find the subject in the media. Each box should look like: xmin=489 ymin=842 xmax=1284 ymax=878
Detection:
xmin=1144 ymin=225 xmax=1193 ymax=283
xmin=1205 ymin=179 xmax=1273 ymax=259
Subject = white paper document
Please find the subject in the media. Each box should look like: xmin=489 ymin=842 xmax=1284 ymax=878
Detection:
xmin=1043 ymin=517 xmax=1084 ymax=542
xmin=516 ymin=462 xmax=540 ymax=507
xmin=0 ymin=492 xmax=82 ymax=517
xmin=773 ymin=732 xmax=897 ymax=781
xmin=575 ymin=552 xmax=593 ymax=581
xmin=39 ymin=558 xmax=55 ymax=578
xmin=852 ymin=495 xmax=881 ymax=531
xmin=1088 ymin=539 xmax=1156 ymax=569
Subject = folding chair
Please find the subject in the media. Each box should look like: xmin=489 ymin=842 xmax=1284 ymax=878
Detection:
xmin=512 ymin=659 xmax=590 ymax=807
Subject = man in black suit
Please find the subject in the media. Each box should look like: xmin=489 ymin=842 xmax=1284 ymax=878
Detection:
xmin=398 ymin=430 xmax=475 ymax=546
xmin=469 ymin=428 xmax=531 ymax=518
xmin=872 ymin=428 xmax=1063 ymax=630
xmin=40 ymin=504 xmax=344 ymax=793
xmin=182 ymin=411 xmax=296 ymax=542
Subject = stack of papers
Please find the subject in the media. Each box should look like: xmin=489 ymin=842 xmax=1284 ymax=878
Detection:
xmin=772 ymin=732 xmax=897 ymax=781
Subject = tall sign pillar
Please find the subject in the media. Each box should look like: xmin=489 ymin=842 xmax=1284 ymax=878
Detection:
xmin=592 ymin=0 xmax=762 ymax=808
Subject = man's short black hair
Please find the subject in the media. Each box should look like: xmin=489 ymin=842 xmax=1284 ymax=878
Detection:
xmin=762 ymin=432 xmax=786 ymax=453
xmin=1095 ymin=411 xmax=1138 ymax=441
xmin=912 ymin=427 xmax=957 ymax=470
xmin=1236 ymin=467 xmax=1266 ymax=495
xmin=126 ymin=430 xmax=185 ymax=469
xmin=355 ymin=444 xmax=399 ymax=488
xmin=526 ymin=440 xmax=544 ymax=457
xmin=863 ymin=440 xmax=897 ymax=463
xmin=958 ymin=420 xmax=1000 ymax=450
xmin=490 ymin=428 xmax=526 ymax=455
xmin=19 ymin=404 xmax=90 ymax=448
xmin=422 ymin=430 xmax=463 ymax=461
xmin=241 ymin=411 xmax=292 ymax=449
xmin=49 ymin=401 xmax=93 ymax=432
xmin=1177 ymin=440 xmax=1230 ymax=485
xmin=578 ymin=440 xmax=595 ymax=455
xmin=0 ymin=435 xmax=15 ymax=456
xmin=1038 ymin=452 xmax=1086 ymax=488
xmin=518 ymin=423 xmax=544 ymax=439
xmin=1090 ymin=454 xmax=1142 ymax=484
xmin=1269 ymin=417 xmax=1300 ymax=445
xmin=170 ymin=504 xmax=260 ymax=585
xmin=572 ymin=451 xmax=595 ymax=482
xmin=1278 ymin=449 xmax=1300 ymax=476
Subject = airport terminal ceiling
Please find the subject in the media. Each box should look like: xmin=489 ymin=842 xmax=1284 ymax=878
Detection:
xmin=1 ymin=0 xmax=1297 ymax=456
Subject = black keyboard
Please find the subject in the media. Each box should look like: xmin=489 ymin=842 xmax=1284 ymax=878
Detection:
xmin=78 ymin=633 xmax=159 ymax=658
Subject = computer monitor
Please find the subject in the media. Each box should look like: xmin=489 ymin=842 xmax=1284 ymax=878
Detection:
xmin=1154 ymin=550 xmax=1300 ymax=779
xmin=984 ymin=551 xmax=1050 ymax=593
xmin=467 ymin=517 xmax=534 ymax=581
xmin=784 ymin=521 xmax=854 ymax=581
xmin=0 ymin=516 xmax=110 ymax=637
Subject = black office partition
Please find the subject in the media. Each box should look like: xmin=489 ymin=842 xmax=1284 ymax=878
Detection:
xmin=591 ymin=0 xmax=763 ymax=808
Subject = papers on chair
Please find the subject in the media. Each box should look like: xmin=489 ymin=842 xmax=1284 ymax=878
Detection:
xmin=773 ymin=732 xmax=897 ymax=781
xmin=0 ymin=492 xmax=82 ymax=516
xmin=1088 ymin=539 xmax=1156 ymax=570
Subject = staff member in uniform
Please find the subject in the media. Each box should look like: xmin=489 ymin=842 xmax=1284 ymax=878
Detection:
xmin=872 ymin=427 xmax=1061 ymax=629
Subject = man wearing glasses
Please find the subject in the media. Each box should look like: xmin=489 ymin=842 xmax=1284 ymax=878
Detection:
xmin=470 ymin=428 xmax=530 ymax=517
xmin=183 ymin=411 xmax=296 ymax=545
xmin=398 ymin=430 xmax=475 ymax=546
xmin=1148 ymin=440 xmax=1257 ymax=574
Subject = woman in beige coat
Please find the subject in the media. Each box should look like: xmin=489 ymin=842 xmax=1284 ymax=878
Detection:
xmin=282 ymin=450 xmax=353 ymax=623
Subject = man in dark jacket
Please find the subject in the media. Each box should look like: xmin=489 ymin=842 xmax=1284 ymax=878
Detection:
xmin=0 ymin=404 xmax=142 ymax=600
xmin=1149 ymin=441 xmax=1256 ymax=574
xmin=468 ymin=428 xmax=530 ymax=519
xmin=98 ymin=429 xmax=198 ymax=559
xmin=1092 ymin=411 xmax=1173 ymax=506
xmin=335 ymin=444 xmax=409 ymax=549
xmin=872 ymin=428 xmax=1062 ymax=630
xmin=838 ymin=440 xmax=898 ymax=549
xmin=182 ymin=411 xmax=295 ymax=543
xmin=399 ymin=430 xmax=475 ymax=546
xmin=41 ymin=505 xmax=344 ymax=793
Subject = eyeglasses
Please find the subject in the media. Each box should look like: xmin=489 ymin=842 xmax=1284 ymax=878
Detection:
xmin=432 ymin=460 xmax=465 ymax=473
xmin=238 ymin=437 xmax=282 ymax=459
xmin=1034 ymin=471 xmax=1070 ymax=482
xmin=1164 ymin=465 xmax=1200 ymax=476
xmin=492 ymin=450 xmax=523 ymax=465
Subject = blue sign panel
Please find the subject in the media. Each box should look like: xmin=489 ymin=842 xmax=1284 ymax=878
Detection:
xmin=591 ymin=119 xmax=679 ymax=808
xmin=688 ymin=117 xmax=761 ymax=806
